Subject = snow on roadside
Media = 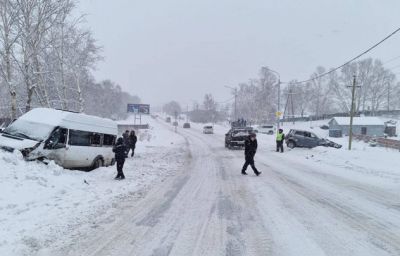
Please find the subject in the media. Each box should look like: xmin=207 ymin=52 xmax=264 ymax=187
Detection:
xmin=0 ymin=116 xmax=186 ymax=256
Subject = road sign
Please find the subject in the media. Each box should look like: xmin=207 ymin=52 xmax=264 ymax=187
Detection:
xmin=127 ymin=104 xmax=150 ymax=114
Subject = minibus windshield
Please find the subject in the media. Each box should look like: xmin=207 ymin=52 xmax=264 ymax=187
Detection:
xmin=3 ymin=120 xmax=55 ymax=141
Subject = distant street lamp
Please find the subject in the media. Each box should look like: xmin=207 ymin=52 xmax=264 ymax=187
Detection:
xmin=264 ymin=67 xmax=281 ymax=130
xmin=225 ymin=85 xmax=238 ymax=120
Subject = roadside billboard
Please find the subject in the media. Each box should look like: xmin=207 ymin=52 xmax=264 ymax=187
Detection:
xmin=127 ymin=104 xmax=150 ymax=114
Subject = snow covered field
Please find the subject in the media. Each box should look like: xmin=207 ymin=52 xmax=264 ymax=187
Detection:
xmin=0 ymin=116 xmax=186 ymax=256
xmin=1 ymin=116 xmax=400 ymax=256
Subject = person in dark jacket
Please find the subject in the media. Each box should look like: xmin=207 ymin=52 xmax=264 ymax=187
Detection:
xmin=276 ymin=128 xmax=285 ymax=153
xmin=242 ymin=133 xmax=261 ymax=176
xmin=122 ymin=130 xmax=130 ymax=157
xmin=113 ymin=137 xmax=127 ymax=180
xmin=127 ymin=130 xmax=137 ymax=157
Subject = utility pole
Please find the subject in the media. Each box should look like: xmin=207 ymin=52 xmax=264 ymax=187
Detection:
xmin=387 ymin=82 xmax=390 ymax=111
xmin=263 ymin=67 xmax=281 ymax=130
xmin=348 ymin=75 xmax=359 ymax=150
xmin=282 ymin=85 xmax=297 ymax=125
xmin=234 ymin=88 xmax=237 ymax=121
xmin=277 ymin=79 xmax=281 ymax=130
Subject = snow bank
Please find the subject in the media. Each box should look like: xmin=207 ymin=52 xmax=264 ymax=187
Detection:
xmin=0 ymin=115 xmax=187 ymax=256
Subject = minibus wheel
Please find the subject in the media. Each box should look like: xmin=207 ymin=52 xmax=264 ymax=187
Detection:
xmin=92 ymin=157 xmax=103 ymax=170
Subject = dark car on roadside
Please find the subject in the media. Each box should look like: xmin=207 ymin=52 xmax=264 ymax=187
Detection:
xmin=225 ymin=127 xmax=253 ymax=149
xmin=320 ymin=124 xmax=329 ymax=130
xmin=183 ymin=122 xmax=191 ymax=128
xmin=285 ymin=129 xmax=342 ymax=149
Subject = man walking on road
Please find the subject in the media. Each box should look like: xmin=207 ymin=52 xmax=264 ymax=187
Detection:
xmin=276 ymin=128 xmax=285 ymax=153
xmin=113 ymin=137 xmax=127 ymax=180
xmin=242 ymin=133 xmax=261 ymax=176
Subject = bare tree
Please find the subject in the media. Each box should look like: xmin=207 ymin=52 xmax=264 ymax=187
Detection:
xmin=0 ymin=0 xmax=20 ymax=119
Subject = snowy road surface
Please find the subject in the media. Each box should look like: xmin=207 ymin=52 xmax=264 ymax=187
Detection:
xmin=44 ymin=120 xmax=399 ymax=256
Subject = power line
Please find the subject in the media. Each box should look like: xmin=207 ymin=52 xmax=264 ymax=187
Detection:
xmin=295 ymin=26 xmax=400 ymax=84
xmin=215 ymin=96 xmax=235 ymax=104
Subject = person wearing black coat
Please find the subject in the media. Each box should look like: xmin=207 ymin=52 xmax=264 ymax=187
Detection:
xmin=242 ymin=133 xmax=261 ymax=176
xmin=113 ymin=137 xmax=127 ymax=180
xmin=127 ymin=130 xmax=137 ymax=157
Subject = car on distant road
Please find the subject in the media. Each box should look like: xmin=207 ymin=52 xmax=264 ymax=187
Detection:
xmin=203 ymin=125 xmax=214 ymax=134
xmin=320 ymin=124 xmax=329 ymax=130
xmin=172 ymin=121 xmax=178 ymax=126
xmin=257 ymin=125 xmax=274 ymax=134
xmin=183 ymin=122 xmax=191 ymax=128
xmin=225 ymin=127 xmax=253 ymax=149
xmin=166 ymin=117 xmax=171 ymax=123
xmin=285 ymin=129 xmax=341 ymax=149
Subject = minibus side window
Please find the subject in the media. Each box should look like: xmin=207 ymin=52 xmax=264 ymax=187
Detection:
xmin=90 ymin=133 xmax=101 ymax=146
xmin=103 ymin=134 xmax=116 ymax=146
xmin=69 ymin=130 xmax=91 ymax=146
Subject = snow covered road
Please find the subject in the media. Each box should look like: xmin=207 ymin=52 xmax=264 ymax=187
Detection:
xmin=45 ymin=120 xmax=400 ymax=256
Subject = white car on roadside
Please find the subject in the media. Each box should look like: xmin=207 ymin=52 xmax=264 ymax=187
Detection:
xmin=257 ymin=125 xmax=275 ymax=134
xmin=203 ymin=125 xmax=214 ymax=134
xmin=0 ymin=108 xmax=118 ymax=170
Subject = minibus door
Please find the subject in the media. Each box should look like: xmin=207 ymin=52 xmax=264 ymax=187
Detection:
xmin=44 ymin=127 xmax=68 ymax=166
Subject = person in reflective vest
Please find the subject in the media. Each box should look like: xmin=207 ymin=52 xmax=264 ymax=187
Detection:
xmin=276 ymin=129 xmax=285 ymax=153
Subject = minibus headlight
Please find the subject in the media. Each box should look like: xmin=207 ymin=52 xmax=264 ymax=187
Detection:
xmin=20 ymin=142 xmax=41 ymax=157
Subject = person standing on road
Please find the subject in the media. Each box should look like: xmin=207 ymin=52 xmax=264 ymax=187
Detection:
xmin=113 ymin=137 xmax=127 ymax=180
xmin=242 ymin=133 xmax=261 ymax=176
xmin=276 ymin=128 xmax=285 ymax=153
xmin=128 ymin=130 xmax=137 ymax=157
xmin=122 ymin=130 xmax=130 ymax=157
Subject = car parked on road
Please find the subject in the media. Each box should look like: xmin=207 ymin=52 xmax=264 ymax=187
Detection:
xmin=285 ymin=129 xmax=342 ymax=149
xmin=166 ymin=117 xmax=171 ymax=123
xmin=183 ymin=122 xmax=191 ymax=128
xmin=172 ymin=121 xmax=178 ymax=126
xmin=203 ymin=126 xmax=214 ymax=134
xmin=257 ymin=125 xmax=274 ymax=134
xmin=0 ymin=108 xmax=118 ymax=170
xmin=225 ymin=127 xmax=253 ymax=149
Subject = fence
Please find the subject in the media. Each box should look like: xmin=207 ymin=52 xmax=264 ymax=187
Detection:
xmin=281 ymin=109 xmax=400 ymax=123
xmin=353 ymin=134 xmax=400 ymax=150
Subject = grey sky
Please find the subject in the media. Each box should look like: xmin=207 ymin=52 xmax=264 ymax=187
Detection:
xmin=77 ymin=0 xmax=400 ymax=107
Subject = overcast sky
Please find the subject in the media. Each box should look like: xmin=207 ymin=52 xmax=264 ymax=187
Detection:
xmin=77 ymin=0 xmax=400 ymax=108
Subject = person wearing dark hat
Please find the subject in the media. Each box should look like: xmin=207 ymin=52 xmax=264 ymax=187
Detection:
xmin=276 ymin=128 xmax=285 ymax=153
xmin=113 ymin=137 xmax=127 ymax=180
xmin=242 ymin=133 xmax=261 ymax=176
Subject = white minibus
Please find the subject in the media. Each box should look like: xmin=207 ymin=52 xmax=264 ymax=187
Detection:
xmin=0 ymin=108 xmax=118 ymax=170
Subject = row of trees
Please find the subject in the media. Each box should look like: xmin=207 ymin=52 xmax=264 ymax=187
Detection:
xmin=233 ymin=58 xmax=400 ymax=123
xmin=284 ymin=59 xmax=400 ymax=118
xmin=0 ymin=0 xmax=139 ymax=120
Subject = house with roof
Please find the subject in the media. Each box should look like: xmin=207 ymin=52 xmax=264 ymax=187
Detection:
xmin=328 ymin=117 xmax=385 ymax=137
